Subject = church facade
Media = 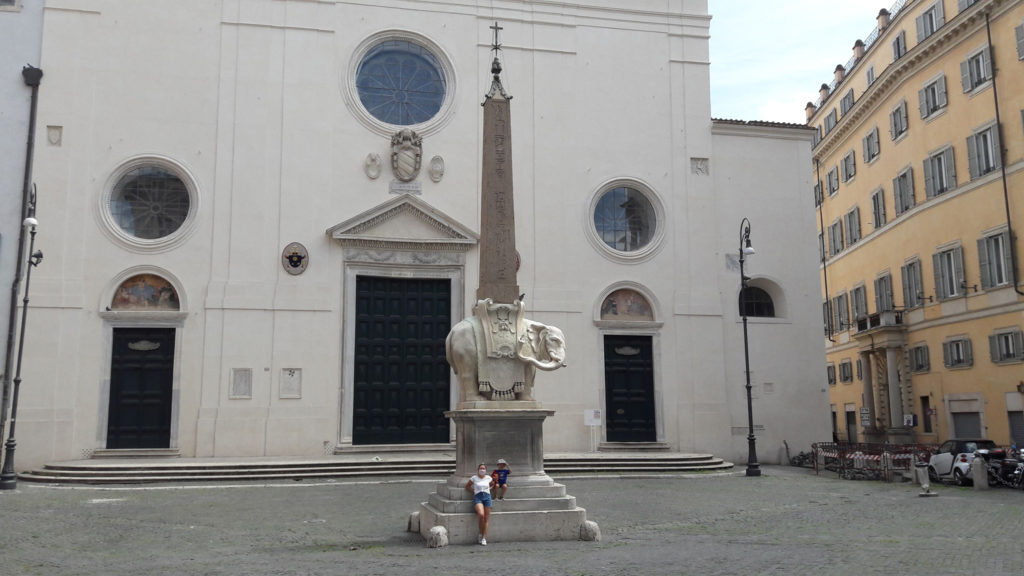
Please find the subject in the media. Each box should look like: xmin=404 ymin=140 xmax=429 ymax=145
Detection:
xmin=12 ymin=0 xmax=828 ymax=470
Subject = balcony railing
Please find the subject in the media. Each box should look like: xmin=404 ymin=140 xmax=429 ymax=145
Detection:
xmin=855 ymin=310 xmax=904 ymax=333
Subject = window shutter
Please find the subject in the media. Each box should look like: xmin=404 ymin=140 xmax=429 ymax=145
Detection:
xmin=902 ymin=264 xmax=912 ymax=307
xmin=958 ymin=0 xmax=969 ymax=12
xmin=892 ymin=177 xmax=902 ymax=214
xmin=889 ymin=109 xmax=896 ymax=139
xmin=1001 ymin=231 xmax=1014 ymax=287
xmin=964 ymin=339 xmax=973 ymax=366
xmin=961 ymin=59 xmax=971 ymax=92
xmin=874 ymin=278 xmax=883 ymax=312
xmin=967 ymin=134 xmax=979 ymax=179
xmin=991 ymin=126 xmax=1002 ymax=169
xmin=872 ymin=127 xmax=880 ymax=157
xmin=906 ymin=167 xmax=915 ymax=206
xmin=915 ymin=14 xmax=926 ymax=42
xmin=978 ymin=237 xmax=992 ymax=289
xmin=933 ymin=252 xmax=945 ymax=299
xmin=850 ymin=151 xmax=855 ymax=178
xmin=923 ymin=345 xmax=930 ymax=370
xmin=937 ymin=75 xmax=947 ymax=108
xmin=918 ymin=87 xmax=928 ymax=118
xmin=942 ymin=341 xmax=952 ymax=367
xmin=935 ymin=1 xmax=945 ymax=26
xmin=1014 ymin=331 xmax=1024 ymax=360
xmin=953 ymin=246 xmax=964 ymax=290
xmin=1016 ymin=25 xmax=1024 ymax=60
xmin=900 ymin=102 xmax=909 ymax=131
xmin=863 ymin=134 xmax=870 ymax=158
xmin=923 ymin=158 xmax=935 ymax=198
xmin=990 ymin=333 xmax=1000 ymax=362
xmin=943 ymin=147 xmax=956 ymax=187
xmin=981 ymin=46 xmax=991 ymax=81
xmin=852 ymin=207 xmax=860 ymax=242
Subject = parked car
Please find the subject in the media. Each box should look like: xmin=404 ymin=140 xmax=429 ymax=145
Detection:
xmin=928 ymin=439 xmax=999 ymax=486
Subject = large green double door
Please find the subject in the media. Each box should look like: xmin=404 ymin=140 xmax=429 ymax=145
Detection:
xmin=353 ymin=276 xmax=451 ymax=444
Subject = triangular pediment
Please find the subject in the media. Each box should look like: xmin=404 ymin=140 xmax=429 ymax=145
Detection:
xmin=326 ymin=194 xmax=478 ymax=251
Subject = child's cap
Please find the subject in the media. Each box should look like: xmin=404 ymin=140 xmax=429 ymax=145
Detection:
xmin=496 ymin=458 xmax=508 ymax=465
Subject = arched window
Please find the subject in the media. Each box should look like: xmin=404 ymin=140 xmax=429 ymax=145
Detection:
xmin=739 ymin=286 xmax=775 ymax=318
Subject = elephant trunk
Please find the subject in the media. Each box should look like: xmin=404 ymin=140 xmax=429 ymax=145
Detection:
xmin=518 ymin=353 xmax=566 ymax=371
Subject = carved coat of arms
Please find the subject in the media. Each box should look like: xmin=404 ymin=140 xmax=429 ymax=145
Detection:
xmin=390 ymin=129 xmax=422 ymax=182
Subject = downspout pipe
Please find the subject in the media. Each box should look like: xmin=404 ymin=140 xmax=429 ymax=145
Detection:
xmin=986 ymin=13 xmax=1024 ymax=296
xmin=0 ymin=65 xmax=43 ymax=449
xmin=816 ymin=159 xmax=835 ymax=342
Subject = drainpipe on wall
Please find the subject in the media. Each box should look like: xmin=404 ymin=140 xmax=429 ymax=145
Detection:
xmin=986 ymin=13 xmax=1024 ymax=297
xmin=816 ymin=159 xmax=835 ymax=342
xmin=0 ymin=65 xmax=43 ymax=449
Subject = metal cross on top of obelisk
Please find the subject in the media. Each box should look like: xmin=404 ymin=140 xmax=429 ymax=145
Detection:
xmin=477 ymin=21 xmax=518 ymax=303
xmin=485 ymin=21 xmax=512 ymax=101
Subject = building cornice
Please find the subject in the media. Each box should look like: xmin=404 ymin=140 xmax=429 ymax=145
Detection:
xmin=811 ymin=0 xmax=1010 ymax=162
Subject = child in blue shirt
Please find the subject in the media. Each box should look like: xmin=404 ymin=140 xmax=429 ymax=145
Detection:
xmin=491 ymin=458 xmax=511 ymax=500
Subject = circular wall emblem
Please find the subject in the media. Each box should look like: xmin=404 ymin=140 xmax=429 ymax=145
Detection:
xmin=282 ymin=242 xmax=309 ymax=275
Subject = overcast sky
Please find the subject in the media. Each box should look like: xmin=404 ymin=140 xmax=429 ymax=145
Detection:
xmin=708 ymin=0 xmax=881 ymax=123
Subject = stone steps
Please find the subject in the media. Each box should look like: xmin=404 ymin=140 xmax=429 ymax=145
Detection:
xmin=18 ymin=453 xmax=732 ymax=485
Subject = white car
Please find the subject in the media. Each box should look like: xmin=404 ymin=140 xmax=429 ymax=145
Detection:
xmin=928 ymin=439 xmax=998 ymax=486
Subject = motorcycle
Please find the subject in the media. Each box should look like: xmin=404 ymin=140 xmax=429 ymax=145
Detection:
xmin=976 ymin=448 xmax=1024 ymax=488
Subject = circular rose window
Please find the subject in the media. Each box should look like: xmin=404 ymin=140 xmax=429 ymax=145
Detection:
xmin=593 ymin=186 xmax=657 ymax=252
xmin=110 ymin=166 xmax=190 ymax=240
xmin=355 ymin=39 xmax=447 ymax=126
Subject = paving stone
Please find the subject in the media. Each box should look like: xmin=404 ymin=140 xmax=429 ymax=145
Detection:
xmin=1 ymin=466 xmax=1022 ymax=575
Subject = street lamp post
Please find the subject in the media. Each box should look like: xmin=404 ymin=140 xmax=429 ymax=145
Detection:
xmin=0 ymin=201 xmax=42 ymax=491
xmin=738 ymin=217 xmax=761 ymax=477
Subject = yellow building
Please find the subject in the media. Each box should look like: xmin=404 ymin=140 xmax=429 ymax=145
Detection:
xmin=808 ymin=0 xmax=1024 ymax=446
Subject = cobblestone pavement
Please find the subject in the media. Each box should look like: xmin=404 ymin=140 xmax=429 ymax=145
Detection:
xmin=1 ymin=466 xmax=1021 ymax=576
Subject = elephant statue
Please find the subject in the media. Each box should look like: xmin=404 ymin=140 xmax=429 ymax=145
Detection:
xmin=446 ymin=301 xmax=566 ymax=403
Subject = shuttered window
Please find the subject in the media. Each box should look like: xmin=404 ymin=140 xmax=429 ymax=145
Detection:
xmin=871 ymin=188 xmax=886 ymax=228
xmin=923 ymin=147 xmax=956 ymax=198
xmin=890 ymin=101 xmax=908 ymax=140
xmin=893 ymin=167 xmax=915 ymax=215
xmin=943 ymin=337 xmax=973 ymax=368
xmin=966 ymin=124 xmax=1001 ymax=179
xmin=989 ymin=329 xmax=1024 ymax=364
xmin=842 ymin=151 xmax=856 ymax=182
xmin=902 ymin=259 xmax=925 ymax=308
xmin=915 ymin=2 xmax=945 ymax=42
xmin=910 ymin=345 xmax=930 ymax=372
xmin=874 ymin=273 xmax=894 ymax=313
xmin=978 ymin=231 xmax=1012 ymax=289
xmin=961 ymin=47 xmax=991 ymax=92
xmin=892 ymin=30 xmax=907 ymax=61
xmin=918 ymin=76 xmax=948 ymax=118
xmin=932 ymin=246 xmax=964 ymax=300
xmin=844 ymin=207 xmax=861 ymax=246
xmin=863 ymin=126 xmax=880 ymax=162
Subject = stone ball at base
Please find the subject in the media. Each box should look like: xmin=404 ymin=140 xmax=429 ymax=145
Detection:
xmin=427 ymin=526 xmax=448 ymax=548
xmin=580 ymin=520 xmax=601 ymax=541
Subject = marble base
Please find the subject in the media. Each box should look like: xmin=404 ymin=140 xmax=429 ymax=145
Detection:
xmin=415 ymin=407 xmax=593 ymax=544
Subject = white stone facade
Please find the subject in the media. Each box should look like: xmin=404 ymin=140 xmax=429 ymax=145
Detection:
xmin=13 ymin=0 xmax=829 ymax=470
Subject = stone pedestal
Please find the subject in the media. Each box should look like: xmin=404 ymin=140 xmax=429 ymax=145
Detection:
xmin=416 ymin=407 xmax=592 ymax=544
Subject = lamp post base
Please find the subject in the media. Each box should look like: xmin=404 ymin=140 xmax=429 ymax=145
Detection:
xmin=0 ymin=438 xmax=18 ymax=490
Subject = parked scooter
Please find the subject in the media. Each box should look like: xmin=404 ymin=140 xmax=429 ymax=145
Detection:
xmin=976 ymin=448 xmax=1024 ymax=488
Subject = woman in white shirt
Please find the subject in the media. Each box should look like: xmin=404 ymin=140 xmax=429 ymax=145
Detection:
xmin=465 ymin=463 xmax=495 ymax=545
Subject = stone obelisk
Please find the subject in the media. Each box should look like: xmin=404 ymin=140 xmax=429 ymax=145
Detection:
xmin=412 ymin=23 xmax=595 ymax=546
xmin=476 ymin=44 xmax=519 ymax=304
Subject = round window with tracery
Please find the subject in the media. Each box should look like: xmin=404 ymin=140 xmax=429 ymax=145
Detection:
xmin=110 ymin=166 xmax=190 ymax=240
xmin=593 ymin=186 xmax=657 ymax=253
xmin=355 ymin=39 xmax=447 ymax=126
